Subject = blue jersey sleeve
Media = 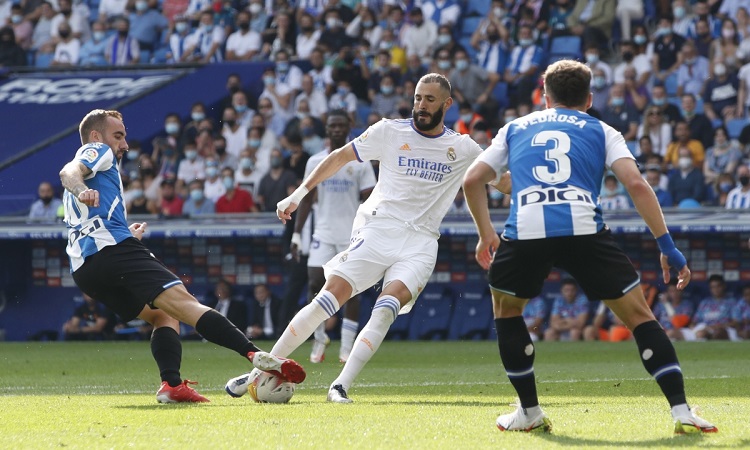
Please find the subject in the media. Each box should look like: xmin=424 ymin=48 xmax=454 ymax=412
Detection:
xmin=75 ymin=143 xmax=114 ymax=175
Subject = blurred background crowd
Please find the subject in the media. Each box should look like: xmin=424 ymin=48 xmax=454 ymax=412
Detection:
xmin=14 ymin=0 xmax=750 ymax=223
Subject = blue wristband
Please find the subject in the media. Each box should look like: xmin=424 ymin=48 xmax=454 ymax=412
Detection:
xmin=656 ymin=234 xmax=687 ymax=269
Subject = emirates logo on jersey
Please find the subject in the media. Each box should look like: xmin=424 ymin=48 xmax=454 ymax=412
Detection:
xmin=447 ymin=147 xmax=456 ymax=161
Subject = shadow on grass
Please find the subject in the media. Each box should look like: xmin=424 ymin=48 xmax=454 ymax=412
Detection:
xmin=535 ymin=432 xmax=740 ymax=448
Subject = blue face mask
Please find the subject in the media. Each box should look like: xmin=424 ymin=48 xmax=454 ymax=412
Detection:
xmin=652 ymin=97 xmax=666 ymax=106
xmin=234 ymin=104 xmax=247 ymax=113
xmin=381 ymin=84 xmax=394 ymax=95
xmin=719 ymin=182 xmax=733 ymax=192
xmin=127 ymin=150 xmax=139 ymax=161
xmin=633 ymin=35 xmax=647 ymax=45
xmin=460 ymin=113 xmax=473 ymax=123
xmin=437 ymin=60 xmax=451 ymax=70
xmin=175 ymin=22 xmax=188 ymax=33
xmin=191 ymin=112 xmax=205 ymax=122
xmin=263 ymin=75 xmax=275 ymax=86
xmin=519 ymin=38 xmax=534 ymax=47
xmin=165 ymin=123 xmax=179 ymax=135
xmin=337 ymin=87 xmax=350 ymax=96
xmin=222 ymin=176 xmax=234 ymax=189
xmin=611 ymin=97 xmax=624 ymax=106
xmin=277 ymin=61 xmax=289 ymax=72
xmin=190 ymin=189 xmax=204 ymax=201
xmin=455 ymin=59 xmax=469 ymax=71
xmin=184 ymin=150 xmax=197 ymax=160
xmin=248 ymin=138 xmax=261 ymax=148
xmin=206 ymin=167 xmax=218 ymax=178
xmin=130 ymin=188 xmax=144 ymax=198
xmin=593 ymin=76 xmax=606 ymax=89
xmin=240 ymin=157 xmax=254 ymax=170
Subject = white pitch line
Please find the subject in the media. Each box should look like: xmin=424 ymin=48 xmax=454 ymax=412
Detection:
xmin=0 ymin=375 xmax=734 ymax=396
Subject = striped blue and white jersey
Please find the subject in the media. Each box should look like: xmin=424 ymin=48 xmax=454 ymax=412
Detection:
xmin=63 ymin=142 xmax=132 ymax=272
xmin=478 ymin=108 xmax=634 ymax=240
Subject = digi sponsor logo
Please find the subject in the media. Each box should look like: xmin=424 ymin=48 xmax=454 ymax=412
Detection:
xmin=518 ymin=185 xmax=595 ymax=207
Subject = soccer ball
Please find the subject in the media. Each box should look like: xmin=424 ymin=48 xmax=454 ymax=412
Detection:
xmin=247 ymin=368 xmax=295 ymax=403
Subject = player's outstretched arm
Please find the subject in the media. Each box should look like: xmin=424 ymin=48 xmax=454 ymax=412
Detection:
xmin=290 ymin=188 xmax=316 ymax=260
xmin=60 ymin=161 xmax=99 ymax=207
xmin=611 ymin=158 xmax=691 ymax=289
xmin=463 ymin=160 xmax=502 ymax=270
xmin=277 ymin=144 xmax=358 ymax=224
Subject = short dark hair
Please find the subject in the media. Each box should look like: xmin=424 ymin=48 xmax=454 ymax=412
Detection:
xmin=418 ymin=73 xmax=452 ymax=96
xmin=79 ymin=109 xmax=123 ymax=144
xmin=327 ymin=109 xmax=350 ymax=122
xmin=708 ymin=274 xmax=725 ymax=284
xmin=542 ymin=59 xmax=591 ymax=108
xmin=561 ymin=278 xmax=577 ymax=287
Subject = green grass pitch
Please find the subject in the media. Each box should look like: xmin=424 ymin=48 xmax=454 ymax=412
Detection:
xmin=0 ymin=340 xmax=748 ymax=449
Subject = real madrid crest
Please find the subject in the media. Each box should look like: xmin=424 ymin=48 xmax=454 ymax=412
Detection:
xmin=340 ymin=253 xmax=348 ymax=263
xmin=447 ymin=147 xmax=456 ymax=161
xmin=347 ymin=166 xmax=354 ymax=176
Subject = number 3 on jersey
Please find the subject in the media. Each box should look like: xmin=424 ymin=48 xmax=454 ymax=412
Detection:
xmin=531 ymin=130 xmax=571 ymax=185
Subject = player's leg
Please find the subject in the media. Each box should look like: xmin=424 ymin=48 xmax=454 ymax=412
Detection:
xmin=328 ymin=280 xmax=411 ymax=403
xmin=137 ymin=306 xmax=209 ymax=403
xmin=307 ymin=265 xmax=331 ymax=363
xmin=339 ymin=294 xmax=360 ymax=362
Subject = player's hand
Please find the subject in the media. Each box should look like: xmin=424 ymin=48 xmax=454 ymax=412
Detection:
xmin=491 ymin=171 xmax=512 ymax=195
xmin=660 ymin=253 xmax=691 ymax=290
xmin=276 ymin=196 xmax=299 ymax=224
xmin=129 ymin=222 xmax=148 ymax=241
xmin=290 ymin=232 xmax=302 ymax=262
xmin=78 ymin=189 xmax=99 ymax=207
xmin=475 ymin=233 xmax=501 ymax=271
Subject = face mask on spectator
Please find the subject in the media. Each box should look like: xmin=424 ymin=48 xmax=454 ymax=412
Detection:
xmin=519 ymin=38 xmax=534 ymax=47
xmin=326 ymin=18 xmax=341 ymax=29
xmin=455 ymin=59 xmax=469 ymax=71
xmin=719 ymin=182 xmax=733 ymax=192
xmin=337 ymin=86 xmax=350 ymax=96
xmin=740 ymin=175 xmax=750 ymax=186
xmin=249 ymin=3 xmax=262 ymax=14
xmin=714 ymin=64 xmax=727 ymax=76
xmin=222 ymin=177 xmax=234 ymax=189
xmin=11 ymin=14 xmax=22 ymax=24
xmin=165 ymin=123 xmax=179 ymax=134
xmin=493 ymin=7 xmax=505 ymax=17
xmin=610 ymin=96 xmax=624 ymax=106
xmin=381 ymin=84 xmax=394 ymax=95
xmin=175 ymin=22 xmax=188 ymax=33
xmin=437 ymin=60 xmax=451 ymax=70
xmin=263 ymin=75 xmax=275 ymax=86
xmin=380 ymin=41 xmax=394 ymax=50
xmin=238 ymin=21 xmax=250 ymax=31
xmin=593 ymin=76 xmax=606 ymax=89
xmin=248 ymin=138 xmax=261 ymax=148
xmin=202 ymin=23 xmax=213 ymax=32
xmin=652 ymin=97 xmax=665 ymax=106
xmin=504 ymin=115 xmax=517 ymax=123
xmin=602 ymin=187 xmax=617 ymax=197
xmin=633 ymin=35 xmax=647 ymax=45
xmin=489 ymin=189 xmax=503 ymax=201
xmin=190 ymin=189 xmax=204 ymax=201
xmin=722 ymin=28 xmax=735 ymax=39
xmin=276 ymin=61 xmax=289 ymax=72
xmin=223 ymin=119 xmax=236 ymax=128
xmin=362 ymin=20 xmax=373 ymax=28
xmin=585 ymin=53 xmax=599 ymax=64
xmin=460 ymin=113 xmax=473 ymax=123
xmin=127 ymin=150 xmax=139 ymax=160
xmin=656 ymin=26 xmax=671 ymax=37
xmin=191 ymin=111 xmax=205 ymax=122
xmin=678 ymin=157 xmax=693 ymax=170
xmin=240 ymin=157 xmax=254 ymax=170
xmin=93 ymin=30 xmax=106 ymax=41
xmin=206 ymin=167 xmax=218 ymax=178
xmin=184 ymin=149 xmax=197 ymax=160
xmin=234 ymin=104 xmax=247 ymax=113
xmin=296 ymin=112 xmax=309 ymax=120
xmin=270 ymin=156 xmax=283 ymax=168
xmin=437 ymin=35 xmax=451 ymax=46
xmin=303 ymin=140 xmax=320 ymax=154
xmin=59 ymin=29 xmax=71 ymax=39
xmin=131 ymin=189 xmax=144 ymax=199
xmin=135 ymin=0 xmax=148 ymax=12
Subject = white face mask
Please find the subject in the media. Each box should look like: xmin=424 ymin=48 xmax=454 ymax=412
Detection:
xmin=678 ymin=156 xmax=693 ymax=170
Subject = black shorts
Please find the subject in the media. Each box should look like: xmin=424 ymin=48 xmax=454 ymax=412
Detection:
xmin=488 ymin=227 xmax=640 ymax=301
xmin=72 ymin=237 xmax=183 ymax=321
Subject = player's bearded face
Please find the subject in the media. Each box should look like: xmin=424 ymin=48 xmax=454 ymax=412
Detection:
xmin=412 ymin=102 xmax=445 ymax=131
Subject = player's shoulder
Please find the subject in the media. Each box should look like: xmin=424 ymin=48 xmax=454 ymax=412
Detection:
xmin=441 ymin=127 xmax=483 ymax=155
xmin=75 ymin=142 xmax=111 ymax=163
xmin=380 ymin=118 xmax=413 ymax=130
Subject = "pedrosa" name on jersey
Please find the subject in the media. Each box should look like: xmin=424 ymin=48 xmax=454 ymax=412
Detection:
xmin=515 ymin=112 xmax=587 ymax=130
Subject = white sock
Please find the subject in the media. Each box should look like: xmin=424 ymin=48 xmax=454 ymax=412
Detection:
xmin=271 ymin=290 xmax=340 ymax=357
xmin=331 ymin=296 xmax=400 ymax=391
xmin=671 ymin=403 xmax=691 ymax=418
xmin=339 ymin=318 xmax=358 ymax=356
xmin=313 ymin=323 xmax=327 ymax=342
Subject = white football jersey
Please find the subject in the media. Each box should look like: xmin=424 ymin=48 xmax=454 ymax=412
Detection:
xmin=305 ymin=148 xmax=377 ymax=245
xmin=351 ymin=119 xmax=483 ymax=236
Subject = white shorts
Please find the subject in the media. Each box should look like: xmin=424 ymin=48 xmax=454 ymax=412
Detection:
xmin=308 ymin=239 xmax=349 ymax=268
xmin=323 ymin=215 xmax=438 ymax=314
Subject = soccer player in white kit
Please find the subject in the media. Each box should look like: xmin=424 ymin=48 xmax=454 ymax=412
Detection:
xmin=230 ymin=73 xmax=484 ymax=402
xmin=463 ymin=60 xmax=717 ymax=434
xmin=291 ymin=110 xmax=377 ymax=364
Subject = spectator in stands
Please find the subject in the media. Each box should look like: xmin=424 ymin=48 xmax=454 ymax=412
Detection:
xmin=370 ymin=73 xmax=400 ymax=117
xmin=120 ymin=140 xmax=142 ymax=183
xmin=251 ymin=113 xmax=280 ymax=157
xmin=705 ymin=126 xmax=743 ymax=184
xmin=681 ymin=93 xmax=714 ymax=150
xmin=203 ymin=158 xmax=225 ymax=202
xmin=137 ymin=154 xmax=160 ymax=202
xmin=318 ymin=8 xmax=351 ymax=54
xmin=653 ymin=279 xmax=694 ymax=340
xmin=62 ymin=293 xmax=112 ymax=341
xmin=167 ymin=15 xmax=193 ymax=63
xmin=224 ymin=11 xmax=261 ymax=61
xmin=305 ymin=47 xmax=333 ymax=95
xmin=567 ymin=0 xmax=615 ymax=51
xmin=451 ymin=47 xmax=500 ymax=114
xmin=676 ymin=40 xmax=709 ymax=98
xmin=259 ymin=66 xmax=293 ymax=124
xmin=333 ymin=46 xmax=370 ymax=101
xmin=125 ymin=178 xmax=157 ymax=214
xmin=635 ymin=135 xmax=655 ymax=166
xmin=368 ymin=49 xmax=401 ymax=101
xmin=128 ymin=0 xmax=167 ymax=57
xmin=522 ymin=296 xmax=547 ymax=342
xmin=622 ymin=66 xmax=648 ymax=112
xmin=345 ymin=7 xmax=382 ymax=50
xmin=584 ymin=44 xmax=612 ymax=85
xmin=378 ymin=27 xmax=406 ymax=71
xmin=688 ymin=0 xmax=721 ymax=40
xmin=257 ymin=95 xmax=289 ymax=140
xmin=247 ymin=0 xmax=266 ymax=33
xmin=547 ymin=0 xmax=575 ymax=37
xmin=99 ymin=0 xmax=129 ymax=22
xmin=454 ymin=102 xmax=484 ymax=135
xmin=0 ymin=26 xmax=25 ymax=67
xmin=544 ymin=279 xmax=589 ymax=342
xmin=665 ymin=121 xmax=705 ymax=169
xmin=599 ymin=174 xmax=630 ymax=210
xmin=726 ymin=164 xmax=750 ymax=208
xmin=28 ymin=181 xmax=62 ymax=221
xmin=704 ymin=62 xmax=739 ymax=122
xmin=301 ymin=116 xmax=325 ymax=154
xmin=737 ymin=7 xmax=750 ymax=40
xmin=51 ymin=0 xmax=89 ymax=42
xmin=637 ymin=106 xmax=672 ymax=156
xmin=400 ymin=7 xmax=437 ymax=60
xmin=668 ymin=146 xmax=706 ymax=205
xmin=584 ymin=302 xmax=632 ymax=342
xmin=693 ymin=18 xmax=713 ymax=58
xmin=295 ymin=12 xmax=320 ymax=59
xmin=650 ymin=84 xmax=682 ymax=126
xmin=433 ymin=23 xmax=464 ymax=58
xmin=182 ymin=102 xmax=206 ymax=145
xmin=235 ymin=148 xmax=262 ymax=195
xmin=504 ymin=24 xmax=543 ymax=108
xmin=645 ymin=164 xmax=674 ymax=207
xmin=214 ymin=134 xmax=238 ymax=169
xmin=601 ymin=84 xmax=639 ymax=142
xmin=712 ymin=172 xmax=736 ymax=206
xmin=295 ymin=74 xmax=329 ymax=121
xmin=51 ymin=21 xmax=80 ymax=66
xmin=732 ymin=284 xmax=750 ymax=339
xmin=615 ymin=0 xmax=642 ymax=41
xmin=282 ymin=135 xmax=309 ymax=182
xmin=420 ymin=0 xmax=460 ymax=27
xmin=247 ymin=283 xmax=283 ymax=339
xmin=328 ymin=79 xmax=358 ymax=124
xmin=158 ymin=178 xmax=184 ymax=216
xmin=471 ymin=20 xmax=509 ymax=77
xmin=256 ymin=148 xmax=297 ymax=212
xmin=284 ymin=98 xmax=324 ymax=141
xmin=589 ymin=67 xmax=610 ymax=115
xmin=232 ymin=90 xmax=255 ymax=128
xmin=8 ymin=5 xmax=31 ymax=51
xmin=686 ymin=274 xmax=736 ymax=340
xmin=30 ymin=1 xmax=55 ymax=58
xmin=105 ymin=17 xmax=140 ymax=65
xmin=247 ymin=126 xmax=270 ymax=178
xmin=711 ymin=18 xmax=741 ymax=71
xmin=737 ymin=50 xmax=750 ymax=117
xmin=185 ymin=10 xmax=225 ymax=63
xmin=221 ymin=106 xmax=247 ymax=160
xmin=208 ymin=279 xmax=247 ymax=331
xmin=78 ymin=21 xmax=108 ymax=66
xmin=652 ymin=16 xmax=686 ymax=83
xmin=274 ymin=49 xmax=303 ymax=93
xmin=182 ymin=179 xmax=214 ymax=216
xmin=671 ymin=0 xmax=692 ymax=37
xmin=216 ymin=167 xmax=258 ymax=213
xmin=176 ymin=141 xmax=205 ymax=189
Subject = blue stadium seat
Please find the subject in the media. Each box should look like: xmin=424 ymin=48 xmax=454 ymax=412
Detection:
xmin=465 ymin=0 xmax=491 ymax=16
xmin=386 ymin=311 xmax=412 ymax=340
xmin=444 ymin=104 xmax=459 ymax=127
xmin=448 ymin=287 xmax=492 ymax=340
xmin=664 ymin=73 xmax=678 ymax=97
xmin=461 ymin=17 xmax=482 ymax=37
xmin=548 ymin=36 xmax=582 ymax=61
xmin=625 ymin=140 xmax=637 ymax=155
xmin=34 ymin=52 xmax=53 ymax=68
xmin=726 ymin=118 xmax=749 ymax=139
xmin=356 ymin=103 xmax=371 ymax=127
xmin=408 ymin=286 xmax=454 ymax=340
xmin=492 ymin=82 xmax=508 ymax=109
